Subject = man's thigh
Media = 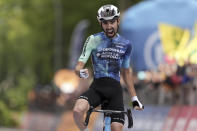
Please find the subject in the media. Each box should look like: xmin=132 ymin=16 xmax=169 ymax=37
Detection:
xmin=111 ymin=122 xmax=123 ymax=131
xmin=78 ymin=84 xmax=101 ymax=108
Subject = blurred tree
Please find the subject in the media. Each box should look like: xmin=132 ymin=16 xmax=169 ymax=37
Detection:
xmin=0 ymin=0 xmax=38 ymax=126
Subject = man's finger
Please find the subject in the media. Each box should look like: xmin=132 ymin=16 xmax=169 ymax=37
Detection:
xmin=134 ymin=106 xmax=143 ymax=110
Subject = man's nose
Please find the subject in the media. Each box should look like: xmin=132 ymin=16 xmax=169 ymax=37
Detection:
xmin=106 ymin=23 xmax=112 ymax=28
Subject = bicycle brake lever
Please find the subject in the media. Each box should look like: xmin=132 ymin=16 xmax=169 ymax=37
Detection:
xmin=84 ymin=107 xmax=94 ymax=126
xmin=127 ymin=109 xmax=133 ymax=128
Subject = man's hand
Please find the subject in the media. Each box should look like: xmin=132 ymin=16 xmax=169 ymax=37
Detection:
xmin=132 ymin=96 xmax=144 ymax=110
xmin=79 ymin=69 xmax=89 ymax=79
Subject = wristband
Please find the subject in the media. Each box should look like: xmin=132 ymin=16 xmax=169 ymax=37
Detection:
xmin=131 ymin=96 xmax=144 ymax=109
xmin=131 ymin=96 xmax=138 ymax=102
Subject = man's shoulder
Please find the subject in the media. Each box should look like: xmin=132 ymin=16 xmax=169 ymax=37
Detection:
xmin=85 ymin=32 xmax=102 ymax=47
xmin=86 ymin=33 xmax=101 ymax=41
xmin=92 ymin=32 xmax=103 ymax=37
xmin=88 ymin=32 xmax=103 ymax=42
xmin=118 ymin=34 xmax=131 ymax=45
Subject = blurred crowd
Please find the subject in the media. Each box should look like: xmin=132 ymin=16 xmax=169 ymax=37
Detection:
xmin=132 ymin=60 xmax=197 ymax=106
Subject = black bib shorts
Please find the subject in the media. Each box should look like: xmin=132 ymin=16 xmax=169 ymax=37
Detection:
xmin=78 ymin=77 xmax=125 ymax=125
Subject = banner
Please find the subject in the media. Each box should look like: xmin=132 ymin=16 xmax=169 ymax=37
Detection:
xmin=158 ymin=23 xmax=197 ymax=66
xmin=158 ymin=23 xmax=185 ymax=58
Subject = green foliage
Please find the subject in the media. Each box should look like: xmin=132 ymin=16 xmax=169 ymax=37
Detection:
xmin=0 ymin=101 xmax=19 ymax=127
xmin=0 ymin=71 xmax=36 ymax=126
xmin=0 ymin=0 xmax=38 ymax=126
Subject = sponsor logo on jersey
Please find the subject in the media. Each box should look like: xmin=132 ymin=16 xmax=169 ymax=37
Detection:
xmin=98 ymin=48 xmax=125 ymax=54
xmin=97 ymin=47 xmax=125 ymax=59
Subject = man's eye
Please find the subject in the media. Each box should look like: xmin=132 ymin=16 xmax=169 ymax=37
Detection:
xmin=110 ymin=20 xmax=115 ymax=24
xmin=103 ymin=21 xmax=108 ymax=24
xmin=102 ymin=20 xmax=115 ymax=24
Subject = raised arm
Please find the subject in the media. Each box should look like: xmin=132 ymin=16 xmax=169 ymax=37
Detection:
xmin=75 ymin=61 xmax=85 ymax=77
xmin=75 ymin=35 xmax=94 ymax=78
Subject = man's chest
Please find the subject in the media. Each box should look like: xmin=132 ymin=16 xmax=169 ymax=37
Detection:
xmin=92 ymin=40 xmax=127 ymax=60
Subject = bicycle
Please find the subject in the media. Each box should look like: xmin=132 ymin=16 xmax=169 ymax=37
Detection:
xmin=84 ymin=106 xmax=133 ymax=131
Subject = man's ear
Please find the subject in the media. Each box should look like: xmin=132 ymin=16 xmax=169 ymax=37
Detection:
xmin=117 ymin=18 xmax=120 ymax=25
xmin=97 ymin=19 xmax=101 ymax=24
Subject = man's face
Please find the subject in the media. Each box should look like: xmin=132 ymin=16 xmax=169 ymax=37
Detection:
xmin=100 ymin=18 xmax=120 ymax=38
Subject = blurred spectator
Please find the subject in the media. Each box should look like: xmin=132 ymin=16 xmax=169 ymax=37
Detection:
xmin=130 ymin=61 xmax=197 ymax=106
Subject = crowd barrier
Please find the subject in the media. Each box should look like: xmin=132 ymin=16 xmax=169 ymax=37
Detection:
xmin=20 ymin=106 xmax=197 ymax=131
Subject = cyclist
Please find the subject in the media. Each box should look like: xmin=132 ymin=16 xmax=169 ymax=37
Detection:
xmin=73 ymin=4 xmax=144 ymax=131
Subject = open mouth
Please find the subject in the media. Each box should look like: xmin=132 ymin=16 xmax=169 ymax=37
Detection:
xmin=106 ymin=29 xmax=115 ymax=37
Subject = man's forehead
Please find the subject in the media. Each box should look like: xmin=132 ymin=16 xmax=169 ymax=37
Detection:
xmin=102 ymin=18 xmax=118 ymax=23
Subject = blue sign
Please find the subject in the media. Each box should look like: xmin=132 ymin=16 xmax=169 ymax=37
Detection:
xmin=120 ymin=0 xmax=197 ymax=71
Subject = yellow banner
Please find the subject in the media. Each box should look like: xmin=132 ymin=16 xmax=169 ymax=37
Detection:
xmin=174 ymin=30 xmax=190 ymax=65
xmin=159 ymin=22 xmax=197 ymax=65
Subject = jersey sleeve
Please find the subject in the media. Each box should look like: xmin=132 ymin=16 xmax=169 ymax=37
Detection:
xmin=121 ymin=43 xmax=132 ymax=68
xmin=78 ymin=35 xmax=94 ymax=64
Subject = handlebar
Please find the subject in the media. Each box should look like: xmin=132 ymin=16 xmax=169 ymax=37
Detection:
xmin=84 ymin=107 xmax=133 ymax=128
